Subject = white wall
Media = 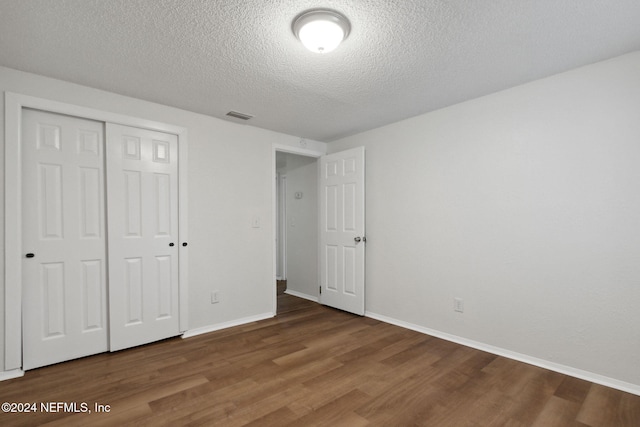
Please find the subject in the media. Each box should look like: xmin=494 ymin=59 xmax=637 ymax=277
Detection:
xmin=277 ymin=153 xmax=318 ymax=299
xmin=0 ymin=66 xmax=326 ymax=372
xmin=329 ymin=51 xmax=640 ymax=390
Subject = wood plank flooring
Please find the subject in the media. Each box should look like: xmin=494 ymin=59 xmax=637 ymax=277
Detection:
xmin=1 ymin=286 xmax=639 ymax=426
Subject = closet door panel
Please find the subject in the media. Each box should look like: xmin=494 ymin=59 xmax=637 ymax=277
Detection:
xmin=22 ymin=109 xmax=108 ymax=370
xmin=107 ymin=124 xmax=180 ymax=351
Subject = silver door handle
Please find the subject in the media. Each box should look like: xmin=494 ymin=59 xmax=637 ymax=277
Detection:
xmin=354 ymin=237 xmax=361 ymax=243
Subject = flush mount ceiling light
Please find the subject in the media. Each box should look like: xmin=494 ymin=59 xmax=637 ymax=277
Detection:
xmin=292 ymin=9 xmax=350 ymax=54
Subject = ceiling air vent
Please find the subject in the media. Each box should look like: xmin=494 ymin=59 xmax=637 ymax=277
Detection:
xmin=226 ymin=111 xmax=253 ymax=120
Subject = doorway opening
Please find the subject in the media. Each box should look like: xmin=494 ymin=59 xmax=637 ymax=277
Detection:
xmin=272 ymin=145 xmax=324 ymax=315
xmin=275 ymin=151 xmax=319 ymax=314
xmin=272 ymin=144 xmax=366 ymax=317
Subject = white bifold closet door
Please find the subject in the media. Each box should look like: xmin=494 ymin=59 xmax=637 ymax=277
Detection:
xmin=106 ymin=123 xmax=180 ymax=351
xmin=22 ymin=110 xmax=181 ymax=370
xmin=22 ymin=109 xmax=109 ymax=370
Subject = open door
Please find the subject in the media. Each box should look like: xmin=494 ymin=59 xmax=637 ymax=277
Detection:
xmin=319 ymin=146 xmax=365 ymax=315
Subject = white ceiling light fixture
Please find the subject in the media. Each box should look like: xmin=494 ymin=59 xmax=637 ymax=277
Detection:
xmin=292 ymin=9 xmax=351 ymax=54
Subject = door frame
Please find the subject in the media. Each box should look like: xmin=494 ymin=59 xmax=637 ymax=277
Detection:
xmin=271 ymin=144 xmax=324 ymax=315
xmin=4 ymin=92 xmax=189 ymax=371
xmin=276 ymin=172 xmax=287 ymax=280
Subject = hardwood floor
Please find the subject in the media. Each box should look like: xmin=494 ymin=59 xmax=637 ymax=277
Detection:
xmin=1 ymin=289 xmax=639 ymax=426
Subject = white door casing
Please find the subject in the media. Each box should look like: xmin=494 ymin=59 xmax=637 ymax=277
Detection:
xmin=319 ymin=146 xmax=365 ymax=315
xmin=21 ymin=109 xmax=109 ymax=370
xmin=106 ymin=123 xmax=181 ymax=351
xmin=277 ymin=173 xmax=287 ymax=280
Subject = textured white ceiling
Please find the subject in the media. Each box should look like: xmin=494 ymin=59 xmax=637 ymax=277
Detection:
xmin=1 ymin=1 xmax=640 ymax=141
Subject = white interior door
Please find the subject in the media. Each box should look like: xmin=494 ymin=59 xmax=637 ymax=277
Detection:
xmin=22 ymin=109 xmax=108 ymax=370
xmin=106 ymin=123 xmax=180 ymax=351
xmin=319 ymin=146 xmax=365 ymax=315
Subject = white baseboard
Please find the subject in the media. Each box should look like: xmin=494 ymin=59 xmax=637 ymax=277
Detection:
xmin=365 ymin=310 xmax=640 ymax=397
xmin=284 ymin=289 xmax=318 ymax=302
xmin=0 ymin=369 xmax=24 ymax=382
xmin=181 ymin=312 xmax=274 ymax=339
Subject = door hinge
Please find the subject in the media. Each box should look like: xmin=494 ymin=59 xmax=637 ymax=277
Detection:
xmin=319 ymin=286 xmax=322 ymax=295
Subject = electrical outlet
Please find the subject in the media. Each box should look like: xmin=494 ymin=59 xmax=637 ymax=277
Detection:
xmin=454 ymin=297 xmax=464 ymax=313
xmin=211 ymin=291 xmax=220 ymax=304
